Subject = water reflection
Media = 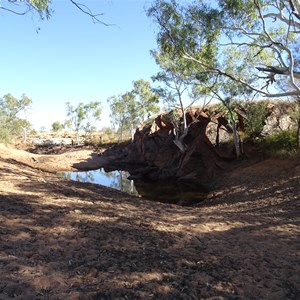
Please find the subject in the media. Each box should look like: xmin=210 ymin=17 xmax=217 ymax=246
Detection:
xmin=134 ymin=179 xmax=208 ymax=205
xmin=63 ymin=169 xmax=208 ymax=205
xmin=64 ymin=169 xmax=139 ymax=196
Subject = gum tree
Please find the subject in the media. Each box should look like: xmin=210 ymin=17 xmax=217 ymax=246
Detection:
xmin=109 ymin=79 xmax=160 ymax=142
xmin=148 ymin=0 xmax=300 ymax=156
xmin=132 ymin=79 xmax=160 ymax=124
xmin=108 ymin=93 xmax=135 ymax=142
xmin=65 ymin=101 xmax=102 ymax=144
xmin=107 ymin=95 xmax=128 ymax=141
xmin=0 ymin=93 xmax=32 ymax=143
xmin=148 ymin=0 xmax=220 ymax=151
xmin=148 ymin=0 xmax=300 ymax=97
xmin=51 ymin=121 xmax=64 ymax=133
xmin=108 ymin=94 xmax=126 ymax=142
xmin=151 ymin=50 xmax=202 ymax=152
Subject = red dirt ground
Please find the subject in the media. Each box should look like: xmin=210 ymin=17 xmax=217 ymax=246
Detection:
xmin=0 ymin=144 xmax=299 ymax=299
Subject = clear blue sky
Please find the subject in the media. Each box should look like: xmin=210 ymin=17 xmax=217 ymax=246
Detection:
xmin=0 ymin=0 xmax=160 ymax=130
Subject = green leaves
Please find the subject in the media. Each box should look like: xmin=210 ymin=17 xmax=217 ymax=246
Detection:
xmin=108 ymin=93 xmax=135 ymax=141
xmin=108 ymin=79 xmax=160 ymax=141
xmin=132 ymin=79 xmax=160 ymax=122
xmin=148 ymin=0 xmax=220 ymax=64
xmin=51 ymin=121 xmax=64 ymax=132
xmin=30 ymin=0 xmax=52 ymax=19
xmin=148 ymin=0 xmax=300 ymax=98
xmin=0 ymin=94 xmax=32 ymax=119
xmin=65 ymin=101 xmax=102 ymax=141
xmin=0 ymin=0 xmax=53 ymax=19
xmin=0 ymin=93 xmax=32 ymax=142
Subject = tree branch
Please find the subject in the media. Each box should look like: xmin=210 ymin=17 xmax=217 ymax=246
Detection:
xmin=0 ymin=5 xmax=30 ymax=15
xmin=263 ymin=11 xmax=300 ymax=29
xmin=1 ymin=0 xmax=112 ymax=25
xmin=183 ymin=52 xmax=300 ymax=98
xmin=69 ymin=0 xmax=112 ymax=26
xmin=256 ymin=66 xmax=300 ymax=79
xmin=289 ymin=0 xmax=300 ymax=21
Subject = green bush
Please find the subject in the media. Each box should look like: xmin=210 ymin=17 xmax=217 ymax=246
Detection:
xmin=0 ymin=127 xmax=12 ymax=144
xmin=263 ymin=130 xmax=298 ymax=155
xmin=243 ymin=101 xmax=267 ymax=138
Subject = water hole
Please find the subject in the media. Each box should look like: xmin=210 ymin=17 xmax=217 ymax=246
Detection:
xmin=62 ymin=169 xmax=208 ymax=205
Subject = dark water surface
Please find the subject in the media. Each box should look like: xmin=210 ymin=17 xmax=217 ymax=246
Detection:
xmin=63 ymin=169 xmax=208 ymax=205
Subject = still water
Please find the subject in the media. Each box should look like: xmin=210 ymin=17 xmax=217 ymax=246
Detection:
xmin=63 ymin=169 xmax=208 ymax=205
xmin=64 ymin=169 xmax=139 ymax=196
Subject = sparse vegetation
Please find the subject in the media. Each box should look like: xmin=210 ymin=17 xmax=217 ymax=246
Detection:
xmin=1 ymin=1 xmax=299 ymax=299
xmin=242 ymin=101 xmax=267 ymax=139
xmin=65 ymin=101 xmax=102 ymax=145
xmin=108 ymin=79 xmax=160 ymax=142
xmin=263 ymin=130 xmax=299 ymax=157
xmin=51 ymin=121 xmax=64 ymax=132
xmin=0 ymin=93 xmax=32 ymax=144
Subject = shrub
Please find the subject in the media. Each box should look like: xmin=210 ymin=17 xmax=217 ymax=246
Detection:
xmin=0 ymin=127 xmax=12 ymax=144
xmin=243 ymin=101 xmax=267 ymax=138
xmin=263 ymin=129 xmax=298 ymax=155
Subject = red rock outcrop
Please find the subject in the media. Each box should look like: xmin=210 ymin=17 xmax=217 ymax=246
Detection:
xmin=126 ymin=110 xmax=227 ymax=186
xmin=101 ymin=100 xmax=299 ymax=187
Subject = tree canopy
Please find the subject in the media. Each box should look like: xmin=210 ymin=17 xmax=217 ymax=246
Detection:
xmin=0 ymin=0 xmax=108 ymax=24
xmin=65 ymin=101 xmax=102 ymax=144
xmin=108 ymin=79 xmax=160 ymax=141
xmin=148 ymin=0 xmax=300 ymax=98
xmin=0 ymin=93 xmax=32 ymax=142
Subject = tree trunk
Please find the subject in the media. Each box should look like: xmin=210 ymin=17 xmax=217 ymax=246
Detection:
xmin=22 ymin=127 xmax=27 ymax=144
xmin=76 ymin=130 xmax=80 ymax=145
xmin=173 ymin=126 xmax=189 ymax=152
xmin=227 ymin=107 xmax=241 ymax=158
xmin=131 ymin=123 xmax=134 ymax=142
xmin=216 ymin=124 xmax=220 ymax=147
xmin=297 ymin=117 xmax=300 ymax=150
xmin=232 ymin=119 xmax=241 ymax=158
xmin=120 ymin=125 xmax=123 ymax=142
